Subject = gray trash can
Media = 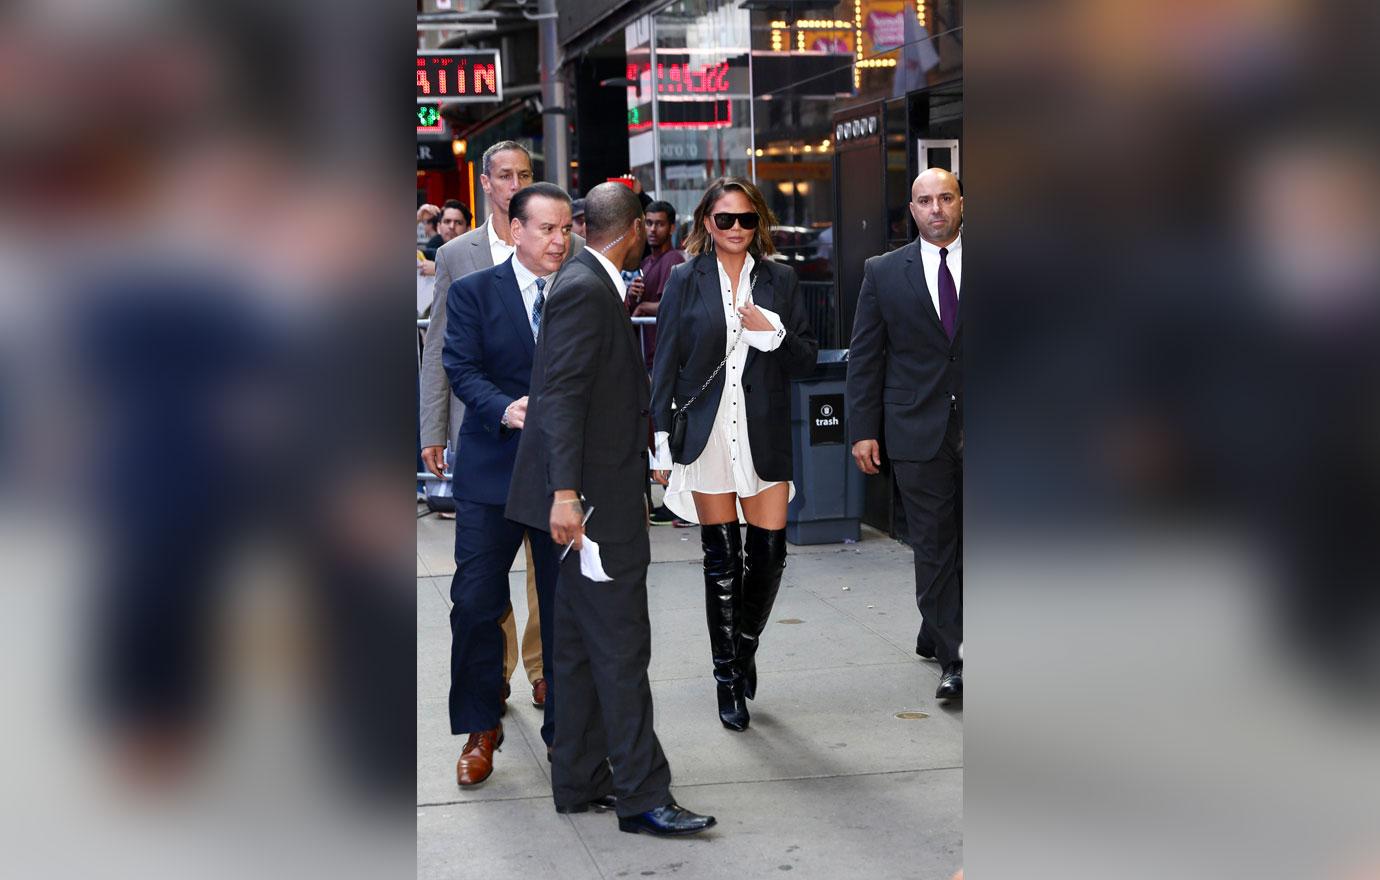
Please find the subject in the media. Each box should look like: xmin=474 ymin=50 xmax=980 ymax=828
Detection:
xmin=786 ymin=349 xmax=866 ymax=545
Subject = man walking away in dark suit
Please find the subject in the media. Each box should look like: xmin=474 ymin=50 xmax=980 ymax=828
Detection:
xmin=846 ymin=168 xmax=965 ymax=702
xmin=442 ymin=182 xmax=574 ymax=786
xmin=506 ymin=182 xmax=716 ymax=837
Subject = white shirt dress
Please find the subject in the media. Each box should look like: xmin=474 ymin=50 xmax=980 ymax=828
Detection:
xmin=658 ymin=253 xmax=796 ymax=524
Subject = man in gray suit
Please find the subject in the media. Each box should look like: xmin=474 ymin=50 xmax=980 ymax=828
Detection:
xmin=419 ymin=140 xmax=584 ymax=711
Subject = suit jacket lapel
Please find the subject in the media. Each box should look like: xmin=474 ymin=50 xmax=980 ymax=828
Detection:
xmin=494 ymin=258 xmax=536 ymax=358
xmin=694 ymin=255 xmax=730 ymax=364
xmin=472 ymin=218 xmax=494 ymax=270
xmin=904 ymin=240 xmax=946 ymax=336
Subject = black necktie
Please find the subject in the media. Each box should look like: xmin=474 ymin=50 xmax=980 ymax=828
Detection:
xmin=938 ymin=247 xmax=958 ymax=339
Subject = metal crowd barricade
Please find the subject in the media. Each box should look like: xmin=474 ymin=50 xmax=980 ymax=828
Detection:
xmin=415 ymin=315 xmax=660 ymax=482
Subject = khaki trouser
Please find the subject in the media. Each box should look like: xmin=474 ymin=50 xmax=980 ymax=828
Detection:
xmin=500 ymin=535 xmax=544 ymax=683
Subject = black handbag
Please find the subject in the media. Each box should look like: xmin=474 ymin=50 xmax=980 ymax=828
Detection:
xmin=669 ymin=408 xmax=690 ymax=459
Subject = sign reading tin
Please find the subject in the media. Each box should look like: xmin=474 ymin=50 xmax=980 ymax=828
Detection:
xmin=809 ymin=394 xmax=846 ymax=446
xmin=416 ymin=51 xmax=502 ymax=103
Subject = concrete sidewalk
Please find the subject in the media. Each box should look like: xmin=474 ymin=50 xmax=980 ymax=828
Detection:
xmin=417 ymin=508 xmax=962 ymax=880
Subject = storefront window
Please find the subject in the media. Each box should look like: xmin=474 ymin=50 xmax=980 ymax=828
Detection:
xmin=626 ymin=0 xmax=754 ymax=241
xmin=621 ymin=0 xmax=960 ymax=342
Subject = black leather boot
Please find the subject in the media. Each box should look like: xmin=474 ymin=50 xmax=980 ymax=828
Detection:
xmin=739 ymin=524 xmax=787 ymax=701
xmin=701 ymin=523 xmax=749 ymax=731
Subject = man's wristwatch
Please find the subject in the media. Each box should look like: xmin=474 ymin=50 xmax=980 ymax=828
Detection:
xmin=500 ymin=405 xmax=511 ymax=429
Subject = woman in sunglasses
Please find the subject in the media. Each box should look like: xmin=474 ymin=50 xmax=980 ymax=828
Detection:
xmin=651 ymin=176 xmax=818 ymax=731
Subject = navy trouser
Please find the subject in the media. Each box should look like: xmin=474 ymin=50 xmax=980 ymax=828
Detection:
xmin=448 ymin=499 xmax=559 ymax=745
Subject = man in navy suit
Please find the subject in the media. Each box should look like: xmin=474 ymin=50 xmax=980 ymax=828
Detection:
xmin=846 ymin=168 xmax=965 ymax=702
xmin=442 ymin=182 xmax=575 ymax=785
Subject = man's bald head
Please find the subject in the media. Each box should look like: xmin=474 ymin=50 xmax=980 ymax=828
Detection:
xmin=914 ymin=167 xmax=962 ymax=197
xmin=584 ymin=181 xmax=644 ymax=243
xmin=585 ymin=181 xmax=646 ymax=270
xmin=910 ymin=167 xmax=964 ymax=247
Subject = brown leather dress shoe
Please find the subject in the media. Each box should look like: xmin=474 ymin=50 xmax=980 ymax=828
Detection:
xmin=456 ymin=725 xmax=503 ymax=787
xmin=531 ymin=678 xmax=547 ymax=708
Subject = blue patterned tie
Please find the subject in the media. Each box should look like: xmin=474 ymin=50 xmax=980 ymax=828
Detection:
xmin=531 ymin=276 xmax=546 ymax=339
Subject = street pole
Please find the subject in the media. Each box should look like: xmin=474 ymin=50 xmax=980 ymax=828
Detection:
xmin=538 ymin=0 xmax=568 ymax=190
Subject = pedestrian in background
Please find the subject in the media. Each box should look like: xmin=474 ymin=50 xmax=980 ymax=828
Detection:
xmin=634 ymin=200 xmax=690 ymax=527
xmin=570 ymin=198 xmax=587 ymax=239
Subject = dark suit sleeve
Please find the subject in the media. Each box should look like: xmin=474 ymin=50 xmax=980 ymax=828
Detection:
xmin=846 ymin=256 xmax=887 ymax=443
xmin=442 ymin=274 xmax=513 ymax=433
xmin=650 ymin=262 xmax=687 ymax=435
xmin=539 ymin=282 xmax=609 ymax=492
xmin=771 ymin=266 xmax=819 ymax=378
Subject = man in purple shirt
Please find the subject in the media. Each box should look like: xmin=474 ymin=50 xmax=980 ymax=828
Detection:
xmin=629 ymin=200 xmax=688 ymax=526
xmin=625 ymin=200 xmax=685 ymax=369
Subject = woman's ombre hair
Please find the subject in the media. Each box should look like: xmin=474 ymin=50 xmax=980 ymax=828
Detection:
xmin=683 ymin=176 xmax=778 ymax=258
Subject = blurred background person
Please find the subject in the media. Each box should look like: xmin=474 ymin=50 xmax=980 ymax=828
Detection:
xmin=634 ymin=200 xmax=689 ymax=528
xmin=417 ymin=203 xmax=440 ymax=247
xmin=570 ymin=197 xmax=587 ymax=240
xmin=420 ymin=199 xmax=471 ymax=274
xmin=424 ymin=199 xmax=471 ymax=261
xmin=0 ymin=2 xmax=417 ymax=877
xmin=650 ymin=177 xmax=817 ymax=731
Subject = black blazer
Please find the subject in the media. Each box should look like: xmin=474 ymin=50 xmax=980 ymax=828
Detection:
xmin=845 ymin=238 xmax=962 ymax=462
xmin=505 ymin=250 xmax=652 ymax=544
xmin=651 ymin=253 xmax=817 ymax=480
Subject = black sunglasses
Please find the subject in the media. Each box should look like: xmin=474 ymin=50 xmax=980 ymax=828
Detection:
xmin=711 ymin=211 xmax=760 ymax=231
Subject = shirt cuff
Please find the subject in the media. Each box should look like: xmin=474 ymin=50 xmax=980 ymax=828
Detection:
xmin=650 ymin=432 xmax=672 ymax=469
xmin=742 ymin=305 xmax=785 ymax=351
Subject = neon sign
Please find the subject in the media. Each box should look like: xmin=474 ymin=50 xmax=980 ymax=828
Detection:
xmin=626 ymin=61 xmax=733 ymax=96
xmin=417 ymin=51 xmax=502 ymax=103
xmin=417 ymin=104 xmax=443 ymax=135
xmin=627 ymin=99 xmax=732 ymax=132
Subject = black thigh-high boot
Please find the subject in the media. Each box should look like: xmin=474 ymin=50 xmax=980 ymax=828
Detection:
xmin=701 ymin=523 xmax=749 ymax=731
xmin=739 ymin=524 xmax=787 ymax=701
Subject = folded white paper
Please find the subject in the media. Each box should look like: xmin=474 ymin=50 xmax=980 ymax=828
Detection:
xmin=579 ymin=535 xmax=614 ymax=582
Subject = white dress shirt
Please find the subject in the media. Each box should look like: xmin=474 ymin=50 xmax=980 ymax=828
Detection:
xmin=487 ymin=216 xmax=516 ymax=268
xmin=652 ymin=253 xmax=794 ymax=522
xmin=918 ymin=233 xmax=962 ymax=319
xmin=586 ymin=246 xmax=628 ymax=301
xmin=507 ymin=253 xmax=553 ymax=332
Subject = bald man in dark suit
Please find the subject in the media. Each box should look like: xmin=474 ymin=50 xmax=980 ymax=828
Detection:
xmin=847 ymin=168 xmax=965 ymax=702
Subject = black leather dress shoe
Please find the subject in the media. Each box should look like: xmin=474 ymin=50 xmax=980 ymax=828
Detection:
xmin=915 ymin=636 xmax=937 ymax=661
xmin=618 ymin=803 xmax=717 ymax=837
xmin=936 ymin=662 xmax=963 ymax=701
xmin=555 ymin=794 xmax=617 ymax=814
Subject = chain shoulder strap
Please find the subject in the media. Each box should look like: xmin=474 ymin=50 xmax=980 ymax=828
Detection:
xmin=677 ymin=265 xmax=762 ymax=414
